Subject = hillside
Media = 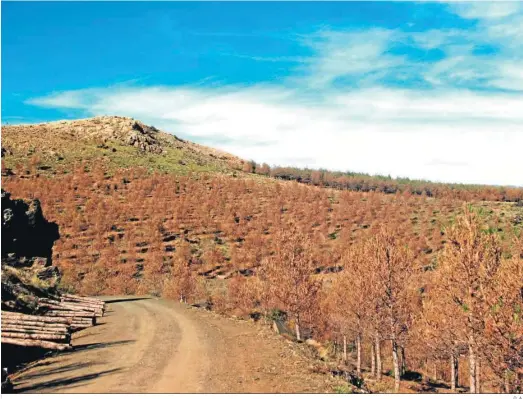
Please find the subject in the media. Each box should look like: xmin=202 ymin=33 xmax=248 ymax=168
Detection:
xmin=2 ymin=116 xmax=522 ymax=393
xmin=3 ymin=116 xmax=523 ymax=202
xmin=2 ymin=116 xmax=522 ymax=298
xmin=1 ymin=116 xmax=245 ymax=176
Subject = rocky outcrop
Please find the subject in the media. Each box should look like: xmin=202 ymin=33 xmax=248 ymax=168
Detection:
xmin=1 ymin=190 xmax=61 ymax=312
xmin=2 ymin=190 xmax=59 ymax=264
xmin=125 ymin=121 xmax=163 ymax=154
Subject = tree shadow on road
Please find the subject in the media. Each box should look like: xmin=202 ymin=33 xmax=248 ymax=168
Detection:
xmin=103 ymin=297 xmax=151 ymax=304
xmin=14 ymin=368 xmax=123 ymax=393
xmin=72 ymin=340 xmax=135 ymax=352
xmin=14 ymin=361 xmax=103 ymax=381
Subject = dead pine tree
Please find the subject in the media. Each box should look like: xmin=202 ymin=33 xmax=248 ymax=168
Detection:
xmin=168 ymin=238 xmax=195 ymax=304
xmin=420 ymin=289 xmax=466 ymax=392
xmin=437 ymin=207 xmax=505 ymax=394
xmin=368 ymin=228 xmax=418 ymax=393
xmin=262 ymin=226 xmax=321 ymax=342
xmin=327 ymin=241 xmax=373 ymax=375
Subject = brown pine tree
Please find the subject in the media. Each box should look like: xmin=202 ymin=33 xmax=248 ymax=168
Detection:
xmin=262 ymin=226 xmax=321 ymax=341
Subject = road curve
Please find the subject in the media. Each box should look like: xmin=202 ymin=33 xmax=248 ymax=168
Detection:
xmin=10 ymin=297 xmax=332 ymax=393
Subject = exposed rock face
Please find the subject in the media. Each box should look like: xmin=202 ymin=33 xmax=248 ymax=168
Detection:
xmin=126 ymin=121 xmax=163 ymax=154
xmin=2 ymin=190 xmax=60 ymax=264
xmin=1 ymin=190 xmax=62 ymax=312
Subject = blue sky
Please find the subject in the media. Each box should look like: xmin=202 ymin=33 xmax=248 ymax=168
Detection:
xmin=2 ymin=1 xmax=523 ymax=186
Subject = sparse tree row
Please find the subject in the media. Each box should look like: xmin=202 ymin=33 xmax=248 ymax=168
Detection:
xmin=244 ymin=163 xmax=523 ymax=202
xmin=3 ymin=167 xmax=522 ymax=393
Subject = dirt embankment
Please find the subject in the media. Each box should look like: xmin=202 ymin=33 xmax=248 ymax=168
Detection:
xmin=10 ymin=297 xmax=335 ymax=393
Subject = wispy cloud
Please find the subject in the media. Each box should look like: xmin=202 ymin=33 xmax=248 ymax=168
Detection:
xmin=25 ymin=2 xmax=523 ymax=186
xmin=450 ymin=2 xmax=522 ymax=20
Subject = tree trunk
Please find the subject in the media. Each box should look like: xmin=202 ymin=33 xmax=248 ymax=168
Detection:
xmin=468 ymin=343 xmax=477 ymax=393
xmin=476 ymin=357 xmax=481 ymax=394
xmin=375 ymin=334 xmax=382 ymax=380
xmin=450 ymin=352 xmax=458 ymax=392
xmin=504 ymin=369 xmax=512 ymax=393
xmin=356 ymin=334 xmax=361 ymax=375
xmin=343 ymin=335 xmax=347 ymax=362
xmin=392 ymin=340 xmax=401 ymax=393
xmin=295 ymin=314 xmax=301 ymax=341
xmin=400 ymin=346 xmax=406 ymax=376
xmin=371 ymin=342 xmax=376 ymax=376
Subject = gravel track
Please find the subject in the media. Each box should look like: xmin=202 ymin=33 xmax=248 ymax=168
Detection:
xmin=10 ymin=297 xmax=333 ymax=393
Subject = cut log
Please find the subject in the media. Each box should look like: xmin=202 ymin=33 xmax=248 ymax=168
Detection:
xmin=60 ymin=302 xmax=105 ymax=313
xmin=1 ymin=312 xmax=72 ymax=324
xmin=61 ymin=299 xmax=105 ymax=311
xmin=62 ymin=298 xmax=104 ymax=308
xmin=1 ymin=322 xmax=69 ymax=330
xmin=60 ymin=304 xmax=104 ymax=314
xmin=2 ymin=327 xmax=69 ymax=335
xmin=38 ymin=303 xmax=95 ymax=314
xmin=62 ymin=294 xmax=104 ymax=304
xmin=70 ymin=321 xmax=93 ymax=326
xmin=42 ymin=307 xmax=102 ymax=318
xmin=2 ymin=332 xmax=69 ymax=341
xmin=42 ymin=310 xmax=95 ymax=317
xmin=1 ymin=320 xmax=70 ymax=329
xmin=40 ymin=298 xmax=103 ymax=311
xmin=1 ymin=337 xmax=70 ymax=351
xmin=38 ymin=304 xmax=96 ymax=314
xmin=71 ymin=320 xmax=93 ymax=325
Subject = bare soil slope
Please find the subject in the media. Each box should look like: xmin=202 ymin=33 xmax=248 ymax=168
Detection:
xmin=10 ymin=296 xmax=334 ymax=393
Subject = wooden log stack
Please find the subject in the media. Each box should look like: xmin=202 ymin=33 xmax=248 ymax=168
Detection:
xmin=1 ymin=311 xmax=72 ymax=351
xmin=1 ymin=295 xmax=106 ymax=352
xmin=36 ymin=295 xmax=105 ymax=331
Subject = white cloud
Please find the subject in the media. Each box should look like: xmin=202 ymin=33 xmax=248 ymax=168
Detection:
xmin=450 ymin=2 xmax=522 ymax=20
xmin=25 ymin=3 xmax=523 ymax=187
xmin=297 ymin=28 xmax=406 ymax=88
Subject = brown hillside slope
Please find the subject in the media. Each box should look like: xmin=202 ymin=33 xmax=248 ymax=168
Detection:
xmin=3 ymin=116 xmax=522 ymax=202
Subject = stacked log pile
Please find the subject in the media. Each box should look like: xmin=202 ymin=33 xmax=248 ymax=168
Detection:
xmin=37 ymin=295 xmax=105 ymax=329
xmin=2 ymin=312 xmax=72 ymax=351
xmin=1 ymin=295 xmax=106 ymax=352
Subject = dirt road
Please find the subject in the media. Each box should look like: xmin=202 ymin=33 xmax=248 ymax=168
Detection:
xmin=10 ymin=297 xmax=333 ymax=393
